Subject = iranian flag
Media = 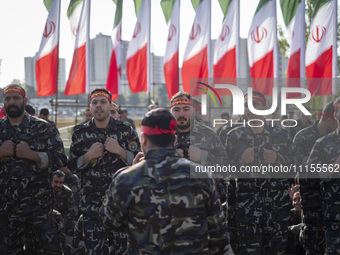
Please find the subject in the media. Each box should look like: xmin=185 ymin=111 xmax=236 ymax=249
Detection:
xmin=280 ymin=0 xmax=305 ymax=98
xmin=181 ymin=0 xmax=210 ymax=94
xmin=126 ymin=0 xmax=150 ymax=93
xmin=213 ymin=0 xmax=239 ymax=79
xmin=247 ymin=0 xmax=278 ymax=95
xmin=306 ymin=0 xmax=337 ymax=96
xmin=35 ymin=0 xmax=60 ymax=97
xmin=161 ymin=0 xmax=180 ymax=99
xmin=64 ymin=0 xmax=90 ymax=96
xmin=106 ymin=0 xmax=122 ymax=101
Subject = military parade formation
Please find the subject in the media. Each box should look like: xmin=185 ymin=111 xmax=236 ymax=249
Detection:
xmin=0 ymin=83 xmax=340 ymax=254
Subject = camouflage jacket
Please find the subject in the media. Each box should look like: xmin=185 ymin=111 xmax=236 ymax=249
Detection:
xmin=289 ymin=118 xmax=313 ymax=141
xmin=54 ymin=184 xmax=77 ymax=226
xmin=175 ymin=120 xmax=227 ymax=166
xmin=0 ymin=113 xmax=67 ymax=216
xmin=293 ymin=121 xmax=319 ymax=165
xmin=306 ymin=129 xmax=340 ymax=228
xmin=100 ymin=148 xmax=231 ymax=255
xmin=68 ymin=117 xmax=140 ymax=215
xmin=63 ymin=170 xmax=81 ymax=215
xmin=225 ymin=122 xmax=295 ymax=169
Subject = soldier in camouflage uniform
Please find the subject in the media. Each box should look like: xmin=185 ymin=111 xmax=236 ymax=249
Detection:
xmin=222 ymin=91 xmax=295 ymax=255
xmin=170 ymin=91 xmax=228 ymax=205
xmin=293 ymin=101 xmax=337 ymax=254
xmin=52 ymin=170 xmax=77 ymax=237
xmin=68 ymin=88 xmax=140 ymax=255
xmin=100 ymin=108 xmax=233 ymax=254
xmin=305 ymin=97 xmax=340 ymax=254
xmin=60 ymin=166 xmax=81 ymax=216
xmin=0 ymin=84 xmax=67 ymax=254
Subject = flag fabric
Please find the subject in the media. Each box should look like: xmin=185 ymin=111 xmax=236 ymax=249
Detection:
xmin=306 ymin=0 xmax=337 ymax=96
xmin=35 ymin=0 xmax=60 ymax=97
xmin=213 ymin=0 xmax=239 ymax=79
xmin=126 ymin=0 xmax=151 ymax=93
xmin=161 ymin=0 xmax=180 ymax=99
xmin=247 ymin=0 xmax=278 ymax=95
xmin=280 ymin=0 xmax=305 ymax=98
xmin=64 ymin=0 xmax=90 ymax=96
xmin=106 ymin=0 xmax=122 ymax=101
xmin=181 ymin=0 xmax=211 ymax=95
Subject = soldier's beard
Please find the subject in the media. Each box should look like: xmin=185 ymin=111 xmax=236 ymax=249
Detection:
xmin=5 ymin=102 xmax=25 ymax=118
xmin=176 ymin=117 xmax=191 ymax=131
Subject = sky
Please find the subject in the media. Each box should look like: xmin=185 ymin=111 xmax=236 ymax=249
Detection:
xmin=0 ymin=0 xmax=284 ymax=89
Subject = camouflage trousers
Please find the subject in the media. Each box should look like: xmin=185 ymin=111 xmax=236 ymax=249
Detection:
xmin=0 ymin=209 xmax=62 ymax=255
xmin=232 ymin=178 xmax=291 ymax=255
xmin=83 ymin=214 xmax=127 ymax=255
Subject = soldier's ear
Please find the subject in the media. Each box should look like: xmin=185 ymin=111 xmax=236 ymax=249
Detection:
xmin=141 ymin=133 xmax=147 ymax=147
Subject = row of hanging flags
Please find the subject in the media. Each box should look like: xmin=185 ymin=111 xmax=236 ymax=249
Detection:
xmin=35 ymin=0 xmax=338 ymax=100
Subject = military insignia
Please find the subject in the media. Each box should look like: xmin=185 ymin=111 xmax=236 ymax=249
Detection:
xmin=128 ymin=141 xmax=137 ymax=151
xmin=56 ymin=133 xmax=62 ymax=142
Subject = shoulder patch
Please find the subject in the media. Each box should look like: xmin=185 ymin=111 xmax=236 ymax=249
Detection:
xmin=128 ymin=141 xmax=138 ymax=151
xmin=56 ymin=133 xmax=62 ymax=142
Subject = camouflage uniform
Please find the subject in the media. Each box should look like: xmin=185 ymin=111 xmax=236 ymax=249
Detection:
xmin=63 ymin=170 xmax=81 ymax=216
xmin=100 ymin=148 xmax=232 ymax=254
xmin=68 ymin=117 xmax=140 ymax=255
xmin=175 ymin=120 xmax=228 ymax=204
xmin=289 ymin=118 xmax=313 ymax=141
xmin=224 ymin=123 xmax=295 ymax=255
xmin=306 ymin=129 xmax=340 ymax=255
xmin=54 ymin=184 xmax=77 ymax=236
xmin=0 ymin=112 xmax=67 ymax=254
xmin=293 ymin=122 xmax=326 ymax=254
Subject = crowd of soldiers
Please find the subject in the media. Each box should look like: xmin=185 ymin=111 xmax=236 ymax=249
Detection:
xmin=0 ymin=83 xmax=340 ymax=254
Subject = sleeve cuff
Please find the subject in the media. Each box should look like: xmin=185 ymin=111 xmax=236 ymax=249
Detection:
xmin=37 ymin=152 xmax=49 ymax=169
xmin=125 ymin=151 xmax=134 ymax=165
xmin=77 ymin=155 xmax=89 ymax=169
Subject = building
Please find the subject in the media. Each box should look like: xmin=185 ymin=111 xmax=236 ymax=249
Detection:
xmin=24 ymin=55 xmax=66 ymax=92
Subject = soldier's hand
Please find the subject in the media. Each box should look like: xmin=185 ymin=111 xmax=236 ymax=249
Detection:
xmin=84 ymin=142 xmax=104 ymax=163
xmin=188 ymin=145 xmax=202 ymax=162
xmin=0 ymin=140 xmax=15 ymax=157
xmin=241 ymin=148 xmax=254 ymax=164
xmin=263 ymin=148 xmax=277 ymax=164
xmin=133 ymin=152 xmax=144 ymax=165
xmin=15 ymin=141 xmax=41 ymax=162
xmin=176 ymin=148 xmax=184 ymax=157
xmin=104 ymin=137 xmax=125 ymax=158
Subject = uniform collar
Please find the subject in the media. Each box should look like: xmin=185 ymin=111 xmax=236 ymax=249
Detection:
xmin=145 ymin=148 xmax=180 ymax=159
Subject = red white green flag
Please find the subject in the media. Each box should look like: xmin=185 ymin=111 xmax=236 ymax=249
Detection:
xmin=306 ymin=0 xmax=337 ymax=96
xmin=280 ymin=0 xmax=305 ymax=98
xmin=247 ymin=0 xmax=278 ymax=95
xmin=35 ymin=0 xmax=60 ymax=97
xmin=126 ymin=0 xmax=151 ymax=93
xmin=64 ymin=0 xmax=90 ymax=96
xmin=181 ymin=0 xmax=211 ymax=94
xmin=214 ymin=0 xmax=239 ymax=79
xmin=161 ymin=0 xmax=180 ymax=99
xmin=106 ymin=0 xmax=122 ymax=101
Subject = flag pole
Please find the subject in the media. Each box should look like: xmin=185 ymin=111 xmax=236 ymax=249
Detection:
xmin=236 ymin=0 xmax=240 ymax=84
xmin=273 ymin=0 xmax=278 ymax=86
xmin=55 ymin=0 xmax=61 ymax=125
xmin=332 ymin=0 xmax=337 ymax=95
xmin=208 ymin=0 xmax=212 ymax=80
xmin=148 ymin=0 xmax=151 ymax=104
